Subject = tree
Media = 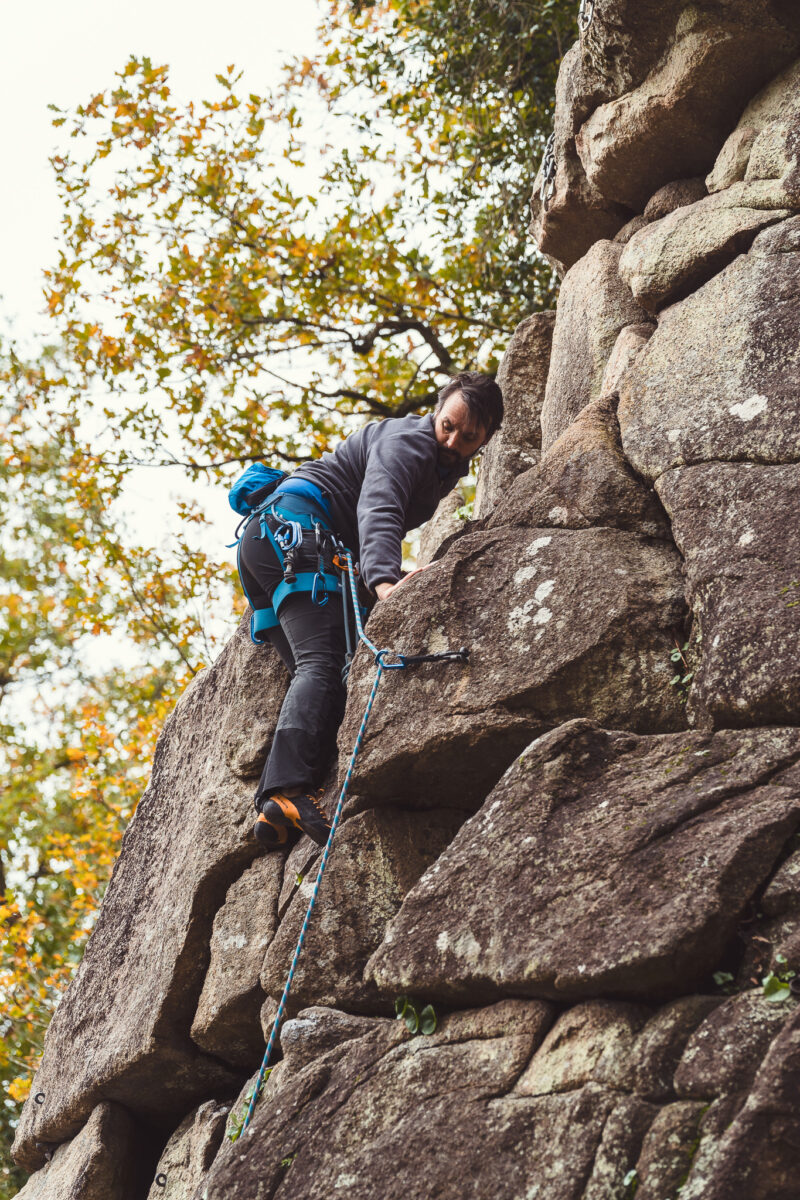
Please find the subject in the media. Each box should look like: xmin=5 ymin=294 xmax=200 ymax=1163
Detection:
xmin=0 ymin=3 xmax=573 ymax=1189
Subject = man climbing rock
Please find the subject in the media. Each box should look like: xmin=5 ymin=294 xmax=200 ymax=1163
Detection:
xmin=236 ymin=372 xmax=503 ymax=848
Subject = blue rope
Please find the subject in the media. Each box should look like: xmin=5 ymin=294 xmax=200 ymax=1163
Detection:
xmin=241 ymin=550 xmax=465 ymax=1131
xmin=242 ymin=550 xmax=385 ymax=1132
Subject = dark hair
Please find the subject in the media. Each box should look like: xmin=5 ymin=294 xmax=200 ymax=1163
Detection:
xmin=436 ymin=372 xmax=504 ymax=440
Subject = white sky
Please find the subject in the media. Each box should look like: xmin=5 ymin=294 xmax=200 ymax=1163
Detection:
xmin=1 ymin=0 xmax=324 ymax=574
xmin=1 ymin=0 xmax=321 ymax=333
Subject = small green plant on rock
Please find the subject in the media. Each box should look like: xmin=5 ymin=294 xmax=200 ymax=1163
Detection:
xmin=712 ymin=970 xmax=737 ymax=995
xmin=762 ymin=953 xmax=796 ymax=1004
xmin=395 ymin=995 xmax=437 ymax=1035
xmin=226 ymin=1072 xmax=272 ymax=1142
xmin=669 ymin=637 xmax=694 ymax=703
xmin=622 ymin=1167 xmax=638 ymax=1197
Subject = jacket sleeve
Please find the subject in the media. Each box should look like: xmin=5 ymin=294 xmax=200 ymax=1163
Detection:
xmin=356 ymin=427 xmax=429 ymax=591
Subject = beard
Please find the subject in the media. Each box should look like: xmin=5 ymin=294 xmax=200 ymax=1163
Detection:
xmin=437 ymin=446 xmax=463 ymax=468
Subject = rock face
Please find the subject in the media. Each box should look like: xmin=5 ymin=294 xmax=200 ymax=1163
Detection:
xmin=15 ymin=1103 xmax=139 ymax=1200
xmin=12 ymin=19 xmax=800 ymax=1200
xmin=473 ymin=310 xmax=555 ymax=518
xmin=338 ymin=525 xmax=685 ymax=812
xmin=366 ymin=721 xmax=800 ymax=1003
xmin=540 ymin=240 xmax=647 ymax=449
xmin=12 ymin=621 xmax=288 ymax=1171
xmin=145 ymin=1100 xmax=229 ymax=1200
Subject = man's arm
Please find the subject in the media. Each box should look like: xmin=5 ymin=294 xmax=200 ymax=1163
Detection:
xmin=356 ymin=426 xmax=429 ymax=594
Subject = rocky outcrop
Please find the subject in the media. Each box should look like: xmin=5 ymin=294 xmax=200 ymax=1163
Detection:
xmin=473 ymin=310 xmax=555 ymax=518
xmin=490 ymin=393 xmax=667 ymax=539
xmin=259 ymin=807 xmax=463 ymax=1013
xmin=532 ymin=0 xmax=800 ymax=269
xmin=540 ymin=240 xmax=647 ymax=449
xmin=338 ymin=526 xmax=685 ymax=812
xmin=12 ymin=18 xmax=800 ymax=1200
xmin=12 ymin=621 xmax=288 ymax=1170
xmin=367 ymin=721 xmax=800 ymax=1003
xmin=15 ymin=1103 xmax=139 ymax=1200
xmin=145 ymin=1100 xmax=229 ymax=1200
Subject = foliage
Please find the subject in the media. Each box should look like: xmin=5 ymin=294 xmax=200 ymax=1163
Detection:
xmin=0 ymin=2 xmax=571 ymax=1189
xmin=762 ymin=954 xmax=796 ymax=1004
xmin=394 ymin=994 xmax=437 ymax=1035
xmin=669 ymin=638 xmax=694 ymax=702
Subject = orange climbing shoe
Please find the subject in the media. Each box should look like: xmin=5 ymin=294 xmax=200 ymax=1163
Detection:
xmin=257 ymin=789 xmax=331 ymax=847
xmin=253 ymin=808 xmax=294 ymax=849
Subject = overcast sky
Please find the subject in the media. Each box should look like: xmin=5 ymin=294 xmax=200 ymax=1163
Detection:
xmin=2 ymin=0 xmax=324 ymax=564
xmin=1 ymin=0 xmax=321 ymax=337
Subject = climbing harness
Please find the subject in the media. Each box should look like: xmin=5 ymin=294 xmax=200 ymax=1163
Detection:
xmin=539 ymin=132 xmax=557 ymax=211
xmin=237 ymin=494 xmax=359 ymax=645
xmin=578 ymin=0 xmax=595 ymax=34
xmin=241 ymin=550 xmax=468 ymax=1133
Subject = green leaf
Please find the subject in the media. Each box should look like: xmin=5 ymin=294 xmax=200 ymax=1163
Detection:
xmin=394 ymin=995 xmax=409 ymax=1019
xmin=762 ymin=972 xmax=791 ymax=1002
xmin=419 ymin=1004 xmax=437 ymax=1035
xmin=404 ymin=1006 xmax=420 ymax=1034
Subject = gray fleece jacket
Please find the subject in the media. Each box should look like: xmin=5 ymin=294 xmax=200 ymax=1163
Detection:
xmin=293 ymin=413 xmax=468 ymax=592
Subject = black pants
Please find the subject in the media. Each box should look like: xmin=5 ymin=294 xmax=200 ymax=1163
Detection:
xmin=238 ymin=519 xmax=348 ymax=808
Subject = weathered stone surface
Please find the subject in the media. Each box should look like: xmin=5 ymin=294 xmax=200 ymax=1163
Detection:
xmin=708 ymin=56 xmax=800 ymax=192
xmin=619 ymin=244 xmax=800 ymax=482
xmin=416 ymin=489 xmax=464 ymax=568
xmin=260 ymin=808 xmax=464 ymax=1012
xmin=145 ymin=1099 xmax=228 ymax=1200
xmin=278 ymin=1007 xmax=390 ymax=1074
xmin=190 ymin=855 xmax=284 ymax=1070
xmin=576 ymin=4 xmax=800 ymax=211
xmin=619 ymin=182 xmax=792 ymax=312
xmin=629 ymin=996 xmax=722 ymax=1101
xmin=763 ymin=848 xmax=800 ymax=916
xmin=633 ymin=1100 xmax=707 ymax=1200
xmin=473 ymin=311 xmax=555 ymax=519
xmin=582 ymin=1094 xmax=659 ymax=1200
xmin=515 ymin=1000 xmax=651 ymax=1096
xmin=221 ymin=619 xmax=290 ymax=778
xmin=199 ymin=1002 xmax=623 ymax=1200
xmin=488 ymin=395 xmax=668 ymax=541
xmin=599 ymin=323 xmax=654 ymax=397
xmin=642 ymin=176 xmax=708 ymax=222
xmin=15 ymin=1103 xmax=138 ymax=1200
xmin=366 ymin=721 xmax=800 ymax=1005
xmin=11 ymin=621 xmax=288 ymax=1170
xmin=530 ymin=46 xmax=630 ymax=272
xmin=612 ymin=212 xmax=649 ymax=244
xmin=674 ymin=990 xmax=797 ymax=1099
xmin=657 ymin=462 xmax=800 ymax=728
xmin=340 ymin=527 xmax=685 ymax=813
xmin=541 ymin=241 xmax=647 ymax=451
xmin=678 ymin=1007 xmax=800 ymax=1199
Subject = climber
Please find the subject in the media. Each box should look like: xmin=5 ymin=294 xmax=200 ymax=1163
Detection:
xmin=236 ymin=371 xmax=504 ymax=849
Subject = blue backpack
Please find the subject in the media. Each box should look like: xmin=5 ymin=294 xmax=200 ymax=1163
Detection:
xmin=229 ymin=463 xmax=287 ymax=517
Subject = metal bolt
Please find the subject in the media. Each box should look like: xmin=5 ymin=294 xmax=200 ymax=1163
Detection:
xmin=34 ymin=1093 xmax=45 ymax=1105
xmin=156 ymin=1173 xmax=168 ymax=1188
xmin=578 ymin=0 xmax=596 ymax=34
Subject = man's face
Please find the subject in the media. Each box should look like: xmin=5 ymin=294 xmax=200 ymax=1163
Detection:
xmin=433 ymin=393 xmax=488 ymax=468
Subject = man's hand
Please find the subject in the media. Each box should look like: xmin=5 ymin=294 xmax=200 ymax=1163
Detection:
xmin=375 ymin=565 xmax=430 ymax=602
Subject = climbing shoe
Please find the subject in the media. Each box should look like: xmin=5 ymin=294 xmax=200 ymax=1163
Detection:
xmin=253 ymin=808 xmax=294 ymax=849
xmin=258 ymin=789 xmax=332 ymax=847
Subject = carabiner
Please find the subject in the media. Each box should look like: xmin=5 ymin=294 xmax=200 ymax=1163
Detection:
xmin=311 ymin=573 xmax=329 ymax=606
xmin=275 ymin=520 xmax=303 ymax=551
